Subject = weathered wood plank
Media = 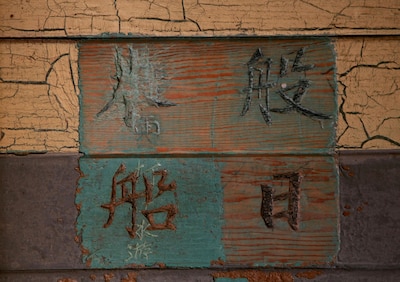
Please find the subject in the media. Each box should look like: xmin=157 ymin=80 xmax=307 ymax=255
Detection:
xmin=1 ymin=0 xmax=400 ymax=37
xmin=220 ymin=156 xmax=338 ymax=266
xmin=79 ymin=39 xmax=336 ymax=155
xmin=3 ymin=269 xmax=400 ymax=281
xmin=2 ymin=152 xmax=399 ymax=271
xmin=76 ymin=155 xmax=338 ymax=268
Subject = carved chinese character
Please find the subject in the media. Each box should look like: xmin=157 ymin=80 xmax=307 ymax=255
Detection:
xmin=96 ymin=45 xmax=176 ymax=135
xmin=261 ymin=172 xmax=302 ymax=231
xmin=241 ymin=47 xmax=332 ymax=125
xmin=101 ymin=163 xmax=177 ymax=238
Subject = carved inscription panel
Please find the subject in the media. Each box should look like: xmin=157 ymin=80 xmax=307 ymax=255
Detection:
xmin=76 ymin=157 xmax=338 ymax=268
xmin=79 ymin=39 xmax=336 ymax=155
xmin=77 ymin=39 xmax=338 ymax=269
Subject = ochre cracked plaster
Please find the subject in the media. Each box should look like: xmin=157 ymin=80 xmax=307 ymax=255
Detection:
xmin=1 ymin=0 xmax=399 ymax=37
xmin=0 ymin=1 xmax=399 ymax=153
xmin=0 ymin=41 xmax=79 ymax=153
xmin=335 ymin=37 xmax=400 ymax=149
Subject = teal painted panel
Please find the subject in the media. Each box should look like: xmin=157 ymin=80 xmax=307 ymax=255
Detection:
xmin=79 ymin=38 xmax=337 ymax=155
xmin=76 ymin=156 xmax=338 ymax=268
xmin=76 ymin=157 xmax=225 ymax=268
xmin=77 ymin=37 xmax=338 ymax=270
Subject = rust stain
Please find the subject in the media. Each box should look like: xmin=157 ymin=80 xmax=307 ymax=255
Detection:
xmin=57 ymin=279 xmax=78 ymax=282
xmin=121 ymin=272 xmax=137 ymax=282
xmin=343 ymin=204 xmax=352 ymax=216
xmin=212 ymin=270 xmax=293 ymax=282
xmin=210 ymin=257 xmax=225 ymax=266
xmin=81 ymin=246 xmax=90 ymax=255
xmin=295 ymin=270 xmax=323 ymax=279
xmin=86 ymin=258 xmax=92 ymax=268
xmin=153 ymin=262 xmax=166 ymax=268
xmin=76 ymin=166 xmax=85 ymax=178
xmin=89 ymin=274 xmax=97 ymax=281
xmin=340 ymin=165 xmax=354 ymax=177
xmin=104 ymin=273 xmax=115 ymax=282
xmin=341 ymin=165 xmax=350 ymax=171
xmin=342 ymin=211 xmax=351 ymax=217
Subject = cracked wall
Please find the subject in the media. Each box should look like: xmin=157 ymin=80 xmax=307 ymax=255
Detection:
xmin=0 ymin=1 xmax=399 ymax=153
xmin=335 ymin=37 xmax=400 ymax=149
xmin=0 ymin=41 xmax=79 ymax=153
xmin=1 ymin=0 xmax=399 ymax=37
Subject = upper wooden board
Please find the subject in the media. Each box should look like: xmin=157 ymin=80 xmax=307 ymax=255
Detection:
xmin=79 ymin=39 xmax=336 ymax=155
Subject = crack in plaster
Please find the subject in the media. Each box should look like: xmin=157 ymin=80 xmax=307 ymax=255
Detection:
xmin=337 ymin=58 xmax=400 ymax=149
xmin=0 ymin=43 xmax=79 ymax=153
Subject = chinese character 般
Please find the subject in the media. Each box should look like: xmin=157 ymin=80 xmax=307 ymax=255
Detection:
xmin=241 ymin=47 xmax=332 ymax=125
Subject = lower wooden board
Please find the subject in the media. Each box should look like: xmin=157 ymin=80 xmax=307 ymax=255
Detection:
xmin=76 ymin=156 xmax=338 ymax=268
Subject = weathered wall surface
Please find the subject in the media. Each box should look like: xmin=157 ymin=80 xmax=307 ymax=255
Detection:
xmin=0 ymin=1 xmax=399 ymax=281
xmin=0 ymin=1 xmax=399 ymax=153
xmin=335 ymin=37 xmax=400 ymax=149
xmin=1 ymin=152 xmax=399 ymax=280
xmin=1 ymin=0 xmax=400 ymax=37
xmin=0 ymin=41 xmax=79 ymax=152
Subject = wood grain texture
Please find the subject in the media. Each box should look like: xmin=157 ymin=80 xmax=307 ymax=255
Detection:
xmin=1 ymin=0 xmax=399 ymax=37
xmin=1 ymin=37 xmax=399 ymax=153
xmin=220 ymin=156 xmax=338 ymax=267
xmin=76 ymin=156 xmax=338 ymax=268
xmin=79 ymin=39 xmax=336 ymax=155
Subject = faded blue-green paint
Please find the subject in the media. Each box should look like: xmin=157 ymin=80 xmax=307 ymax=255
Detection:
xmin=76 ymin=157 xmax=225 ymax=268
xmin=77 ymin=39 xmax=339 ymax=269
xmin=79 ymin=39 xmax=337 ymax=156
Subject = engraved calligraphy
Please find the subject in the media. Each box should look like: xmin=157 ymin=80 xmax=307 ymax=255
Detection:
xmin=101 ymin=163 xmax=177 ymax=238
xmin=96 ymin=45 xmax=176 ymax=135
xmin=241 ymin=47 xmax=332 ymax=125
xmin=261 ymin=172 xmax=302 ymax=231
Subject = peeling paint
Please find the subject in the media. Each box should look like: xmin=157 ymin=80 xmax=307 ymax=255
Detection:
xmin=1 ymin=1 xmax=400 ymax=37
xmin=0 ymin=41 xmax=79 ymax=153
xmin=335 ymin=37 xmax=400 ymax=149
xmin=295 ymin=270 xmax=323 ymax=279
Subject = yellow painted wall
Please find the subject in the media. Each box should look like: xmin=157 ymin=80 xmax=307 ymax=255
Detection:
xmin=0 ymin=1 xmax=399 ymax=153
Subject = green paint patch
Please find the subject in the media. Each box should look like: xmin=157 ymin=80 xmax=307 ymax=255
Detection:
xmin=79 ymin=39 xmax=337 ymax=155
xmin=76 ymin=157 xmax=225 ymax=268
